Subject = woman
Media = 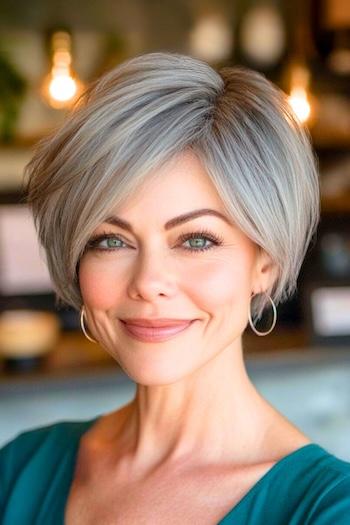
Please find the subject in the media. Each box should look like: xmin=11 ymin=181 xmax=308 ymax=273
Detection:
xmin=1 ymin=52 xmax=349 ymax=524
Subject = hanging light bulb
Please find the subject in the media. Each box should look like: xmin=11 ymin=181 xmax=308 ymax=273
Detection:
xmin=287 ymin=63 xmax=312 ymax=124
xmin=42 ymin=30 xmax=83 ymax=109
xmin=189 ymin=13 xmax=233 ymax=62
xmin=289 ymin=86 xmax=311 ymax=123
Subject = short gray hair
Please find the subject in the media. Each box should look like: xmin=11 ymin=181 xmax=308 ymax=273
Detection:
xmin=25 ymin=51 xmax=320 ymax=322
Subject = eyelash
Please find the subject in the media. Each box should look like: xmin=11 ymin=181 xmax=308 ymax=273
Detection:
xmin=85 ymin=228 xmax=224 ymax=254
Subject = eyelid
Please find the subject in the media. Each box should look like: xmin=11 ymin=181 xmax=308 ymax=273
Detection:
xmin=89 ymin=229 xmax=221 ymax=242
xmin=86 ymin=228 xmax=224 ymax=252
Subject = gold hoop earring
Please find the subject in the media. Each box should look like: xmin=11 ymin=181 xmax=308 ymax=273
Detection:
xmin=80 ymin=306 xmax=97 ymax=343
xmin=248 ymin=293 xmax=277 ymax=336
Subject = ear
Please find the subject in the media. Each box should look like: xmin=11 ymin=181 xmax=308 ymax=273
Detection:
xmin=251 ymin=249 xmax=278 ymax=296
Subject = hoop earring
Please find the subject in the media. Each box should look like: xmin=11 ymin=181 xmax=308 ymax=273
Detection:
xmin=248 ymin=293 xmax=277 ymax=336
xmin=80 ymin=306 xmax=97 ymax=343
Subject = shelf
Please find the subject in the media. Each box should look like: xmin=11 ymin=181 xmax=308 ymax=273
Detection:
xmin=1 ymin=328 xmax=348 ymax=395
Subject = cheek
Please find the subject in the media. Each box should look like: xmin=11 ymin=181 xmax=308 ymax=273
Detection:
xmin=79 ymin=248 xmax=255 ymax=313
xmin=79 ymin=257 xmax=122 ymax=310
xmin=183 ymin=255 xmax=253 ymax=311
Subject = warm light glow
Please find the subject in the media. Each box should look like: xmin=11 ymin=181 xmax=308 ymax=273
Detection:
xmin=49 ymin=73 xmax=77 ymax=102
xmin=287 ymin=64 xmax=312 ymax=124
xmin=288 ymin=87 xmax=311 ymax=123
xmin=42 ymin=30 xmax=83 ymax=109
xmin=240 ymin=5 xmax=285 ymax=66
xmin=189 ymin=14 xmax=233 ymax=62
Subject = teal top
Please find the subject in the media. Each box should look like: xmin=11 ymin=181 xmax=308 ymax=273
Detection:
xmin=1 ymin=418 xmax=350 ymax=524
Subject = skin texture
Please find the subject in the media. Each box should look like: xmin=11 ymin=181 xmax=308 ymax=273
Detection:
xmin=78 ymin=149 xmax=307 ymax=475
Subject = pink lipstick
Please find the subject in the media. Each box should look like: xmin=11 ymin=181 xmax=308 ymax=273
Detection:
xmin=120 ymin=319 xmax=195 ymax=342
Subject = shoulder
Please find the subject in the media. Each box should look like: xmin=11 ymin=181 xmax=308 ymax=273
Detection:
xmin=303 ymin=447 xmax=350 ymax=524
xmin=0 ymin=419 xmax=96 ymax=511
xmin=259 ymin=442 xmax=350 ymax=524
xmin=0 ymin=418 xmax=95 ymax=464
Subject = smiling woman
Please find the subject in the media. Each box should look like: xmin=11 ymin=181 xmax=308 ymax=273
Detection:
xmin=1 ymin=52 xmax=350 ymax=525
xmin=77 ymin=151 xmax=268 ymax=387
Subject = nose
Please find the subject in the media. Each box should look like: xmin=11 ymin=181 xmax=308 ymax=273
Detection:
xmin=126 ymin=247 xmax=178 ymax=301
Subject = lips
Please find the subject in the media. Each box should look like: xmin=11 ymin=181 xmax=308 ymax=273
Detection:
xmin=120 ymin=319 xmax=195 ymax=342
xmin=121 ymin=318 xmax=194 ymax=328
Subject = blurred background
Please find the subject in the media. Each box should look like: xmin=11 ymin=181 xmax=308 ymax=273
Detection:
xmin=0 ymin=0 xmax=349 ymax=457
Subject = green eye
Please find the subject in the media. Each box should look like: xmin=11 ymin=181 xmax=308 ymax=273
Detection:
xmin=86 ymin=234 xmax=125 ymax=252
xmin=106 ymin=238 xmax=122 ymax=248
xmin=86 ymin=229 xmax=223 ymax=254
xmin=179 ymin=230 xmax=223 ymax=252
xmin=186 ymin=237 xmax=208 ymax=249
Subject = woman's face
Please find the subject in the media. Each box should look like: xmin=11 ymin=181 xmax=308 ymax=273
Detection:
xmin=79 ymin=150 xmax=274 ymax=384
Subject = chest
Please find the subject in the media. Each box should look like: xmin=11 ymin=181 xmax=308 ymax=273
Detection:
xmin=64 ymin=459 xmax=273 ymax=525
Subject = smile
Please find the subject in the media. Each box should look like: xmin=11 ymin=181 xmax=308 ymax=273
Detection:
xmin=120 ymin=320 xmax=195 ymax=342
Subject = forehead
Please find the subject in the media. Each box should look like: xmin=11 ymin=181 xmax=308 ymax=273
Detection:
xmin=112 ymin=150 xmax=226 ymax=221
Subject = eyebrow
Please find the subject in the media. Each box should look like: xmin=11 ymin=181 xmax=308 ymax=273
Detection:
xmin=104 ymin=208 xmax=232 ymax=232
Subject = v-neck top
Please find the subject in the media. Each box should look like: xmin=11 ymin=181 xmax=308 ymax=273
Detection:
xmin=1 ymin=417 xmax=350 ymax=524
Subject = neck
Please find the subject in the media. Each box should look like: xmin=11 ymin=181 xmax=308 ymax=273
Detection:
xmin=109 ymin=339 xmax=274 ymax=473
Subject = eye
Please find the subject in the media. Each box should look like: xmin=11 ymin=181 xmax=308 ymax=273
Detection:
xmin=85 ymin=228 xmax=224 ymax=254
xmin=178 ymin=229 xmax=224 ymax=253
xmin=85 ymin=233 xmax=126 ymax=252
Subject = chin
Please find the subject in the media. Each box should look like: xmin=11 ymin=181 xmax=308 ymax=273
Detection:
xmin=117 ymin=357 xmax=195 ymax=386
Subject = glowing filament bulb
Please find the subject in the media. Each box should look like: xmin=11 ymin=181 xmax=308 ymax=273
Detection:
xmin=287 ymin=64 xmax=312 ymax=124
xmin=43 ymin=30 xmax=82 ymax=109
xmin=49 ymin=73 xmax=77 ymax=102
xmin=288 ymin=86 xmax=311 ymax=123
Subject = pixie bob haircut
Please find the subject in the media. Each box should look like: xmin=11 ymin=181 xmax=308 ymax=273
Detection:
xmin=25 ymin=52 xmax=320 ymax=323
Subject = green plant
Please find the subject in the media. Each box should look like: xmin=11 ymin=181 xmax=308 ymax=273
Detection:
xmin=0 ymin=49 xmax=27 ymax=142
